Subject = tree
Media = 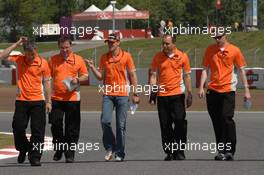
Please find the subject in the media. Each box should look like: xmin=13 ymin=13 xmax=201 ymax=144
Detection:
xmin=117 ymin=0 xmax=188 ymax=35
xmin=53 ymin=0 xmax=79 ymax=22
xmin=217 ymin=0 xmax=244 ymax=26
xmin=77 ymin=0 xmax=108 ymax=11
xmin=0 ymin=0 xmax=57 ymax=41
xmin=258 ymin=0 xmax=264 ymax=29
xmin=0 ymin=0 xmax=261 ymax=41
xmin=185 ymin=0 xmax=216 ymax=26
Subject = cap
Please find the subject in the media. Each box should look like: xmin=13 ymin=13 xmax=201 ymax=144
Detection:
xmin=23 ymin=41 xmax=36 ymax=51
xmin=210 ymin=26 xmax=226 ymax=38
xmin=105 ymin=33 xmax=120 ymax=43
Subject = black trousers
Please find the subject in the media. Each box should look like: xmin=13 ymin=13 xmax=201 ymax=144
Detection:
xmin=49 ymin=100 xmax=81 ymax=154
xmin=206 ymin=89 xmax=236 ymax=154
xmin=157 ymin=94 xmax=187 ymax=155
xmin=12 ymin=100 xmax=46 ymax=158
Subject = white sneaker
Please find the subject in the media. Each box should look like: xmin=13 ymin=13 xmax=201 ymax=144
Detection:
xmin=104 ymin=151 xmax=113 ymax=161
xmin=115 ymin=155 xmax=124 ymax=162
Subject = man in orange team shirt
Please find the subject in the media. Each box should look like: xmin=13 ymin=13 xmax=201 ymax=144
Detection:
xmin=198 ymin=29 xmax=251 ymax=161
xmin=149 ymin=34 xmax=192 ymax=161
xmin=0 ymin=38 xmax=52 ymax=166
xmin=48 ymin=36 xmax=88 ymax=163
xmin=86 ymin=33 xmax=140 ymax=162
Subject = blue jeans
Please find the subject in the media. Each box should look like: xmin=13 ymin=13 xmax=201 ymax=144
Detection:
xmin=101 ymin=95 xmax=128 ymax=158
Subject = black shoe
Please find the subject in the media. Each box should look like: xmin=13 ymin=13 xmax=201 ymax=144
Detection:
xmin=17 ymin=151 xmax=27 ymax=163
xmin=164 ymin=154 xmax=174 ymax=161
xmin=53 ymin=151 xmax=63 ymax=161
xmin=65 ymin=157 xmax=74 ymax=163
xmin=174 ymin=152 xmax=186 ymax=160
xmin=65 ymin=151 xmax=75 ymax=163
xmin=214 ymin=153 xmax=225 ymax=160
xmin=28 ymin=156 xmax=41 ymax=166
xmin=224 ymin=153 xmax=234 ymax=161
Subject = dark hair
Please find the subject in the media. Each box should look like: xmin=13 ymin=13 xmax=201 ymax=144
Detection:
xmin=23 ymin=41 xmax=36 ymax=51
xmin=58 ymin=36 xmax=72 ymax=45
xmin=163 ymin=34 xmax=176 ymax=44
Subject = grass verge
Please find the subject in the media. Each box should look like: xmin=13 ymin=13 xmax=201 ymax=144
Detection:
xmin=0 ymin=133 xmax=14 ymax=149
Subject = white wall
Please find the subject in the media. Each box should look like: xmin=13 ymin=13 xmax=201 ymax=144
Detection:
xmin=89 ymin=67 xmax=264 ymax=89
xmin=2 ymin=67 xmax=264 ymax=89
xmin=0 ymin=68 xmax=13 ymax=85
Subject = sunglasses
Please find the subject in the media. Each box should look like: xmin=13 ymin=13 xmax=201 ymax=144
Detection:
xmin=106 ymin=39 xmax=119 ymax=44
xmin=108 ymin=41 xmax=116 ymax=44
xmin=214 ymin=35 xmax=224 ymax=40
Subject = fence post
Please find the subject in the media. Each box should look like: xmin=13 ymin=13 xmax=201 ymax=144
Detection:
xmin=93 ymin=47 xmax=97 ymax=67
xmin=254 ymin=48 xmax=260 ymax=67
xmin=137 ymin=49 xmax=143 ymax=68
xmin=194 ymin=48 xmax=197 ymax=68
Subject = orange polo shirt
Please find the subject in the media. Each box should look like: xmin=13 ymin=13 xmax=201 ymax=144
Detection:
xmin=151 ymin=48 xmax=191 ymax=96
xmin=99 ymin=49 xmax=136 ymax=96
xmin=49 ymin=53 xmax=88 ymax=101
xmin=202 ymin=43 xmax=246 ymax=93
xmin=8 ymin=55 xmax=51 ymax=101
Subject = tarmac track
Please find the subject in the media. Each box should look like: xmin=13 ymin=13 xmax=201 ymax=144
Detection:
xmin=0 ymin=111 xmax=264 ymax=175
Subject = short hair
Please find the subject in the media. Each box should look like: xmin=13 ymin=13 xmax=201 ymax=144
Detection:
xmin=163 ymin=34 xmax=176 ymax=44
xmin=23 ymin=41 xmax=36 ymax=52
xmin=58 ymin=36 xmax=72 ymax=45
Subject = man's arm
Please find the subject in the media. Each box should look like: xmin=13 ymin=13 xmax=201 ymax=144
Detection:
xmin=129 ymin=70 xmax=140 ymax=104
xmin=85 ymin=59 xmax=103 ymax=81
xmin=70 ymin=58 xmax=89 ymax=85
xmin=184 ymin=73 xmax=192 ymax=108
xmin=129 ymin=70 xmax=138 ymax=88
xmin=198 ymin=68 xmax=208 ymax=98
xmin=184 ymin=73 xmax=192 ymax=94
xmin=239 ymin=68 xmax=251 ymax=100
xmin=234 ymin=49 xmax=251 ymax=100
xmin=71 ymin=74 xmax=89 ymax=85
xmin=150 ymin=72 xmax=157 ymax=86
xmin=43 ymin=79 xmax=52 ymax=113
xmin=78 ymin=74 xmax=88 ymax=82
xmin=0 ymin=37 xmax=27 ymax=59
xmin=149 ymin=71 xmax=158 ymax=105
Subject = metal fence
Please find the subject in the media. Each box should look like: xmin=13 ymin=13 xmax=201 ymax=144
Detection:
xmin=89 ymin=47 xmax=264 ymax=68
xmin=186 ymin=48 xmax=264 ymax=68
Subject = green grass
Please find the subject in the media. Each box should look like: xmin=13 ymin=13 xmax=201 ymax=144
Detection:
xmin=0 ymin=42 xmax=58 ymax=53
xmin=1 ymin=30 xmax=264 ymax=68
xmin=77 ymin=31 xmax=264 ymax=68
xmin=0 ymin=134 xmax=14 ymax=149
